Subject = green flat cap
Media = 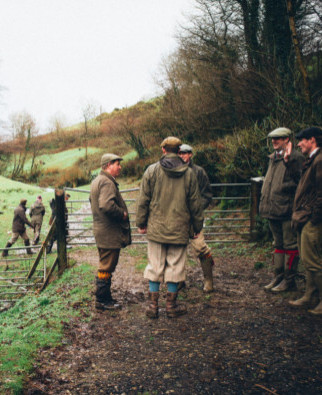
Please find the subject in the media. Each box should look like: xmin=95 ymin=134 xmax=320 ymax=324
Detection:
xmin=101 ymin=153 xmax=123 ymax=166
xmin=160 ymin=136 xmax=182 ymax=147
xmin=267 ymin=127 xmax=292 ymax=138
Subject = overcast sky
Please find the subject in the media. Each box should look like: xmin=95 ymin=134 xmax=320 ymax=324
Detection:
xmin=0 ymin=0 xmax=194 ymax=136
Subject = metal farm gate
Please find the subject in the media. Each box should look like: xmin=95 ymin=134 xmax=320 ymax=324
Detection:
xmin=64 ymin=179 xmax=262 ymax=249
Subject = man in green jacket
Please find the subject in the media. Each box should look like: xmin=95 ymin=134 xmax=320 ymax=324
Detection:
xmin=289 ymin=127 xmax=322 ymax=315
xmin=136 ymin=137 xmax=204 ymax=318
xmin=178 ymin=143 xmax=215 ymax=292
xmin=259 ymin=127 xmax=304 ymax=292
xmin=90 ymin=153 xmax=131 ymax=310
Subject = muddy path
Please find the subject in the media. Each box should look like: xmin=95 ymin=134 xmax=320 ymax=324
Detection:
xmin=25 ymin=247 xmax=321 ymax=394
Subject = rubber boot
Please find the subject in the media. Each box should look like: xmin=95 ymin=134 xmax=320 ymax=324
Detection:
xmin=200 ymin=254 xmax=214 ymax=293
xmin=308 ymin=272 xmax=322 ymax=315
xmin=95 ymin=277 xmax=120 ymax=311
xmin=166 ymin=292 xmax=187 ymax=318
xmin=272 ymin=253 xmax=299 ymax=292
xmin=289 ymin=271 xmax=316 ymax=307
xmin=2 ymin=242 xmax=12 ymax=258
xmin=264 ymin=251 xmax=284 ymax=290
xmin=24 ymin=239 xmax=33 ymax=255
xmin=146 ymin=292 xmax=159 ymax=319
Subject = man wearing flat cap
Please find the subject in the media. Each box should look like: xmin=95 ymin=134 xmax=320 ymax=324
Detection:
xmin=179 ymin=143 xmax=215 ymax=292
xmin=136 ymin=136 xmax=203 ymax=318
xmin=90 ymin=153 xmax=131 ymax=310
xmin=2 ymin=198 xmax=34 ymax=257
xmin=259 ymin=127 xmax=304 ymax=292
xmin=289 ymin=127 xmax=322 ymax=315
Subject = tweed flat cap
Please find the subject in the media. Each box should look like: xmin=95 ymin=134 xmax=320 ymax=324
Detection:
xmin=20 ymin=198 xmax=27 ymax=205
xmin=160 ymin=136 xmax=182 ymax=147
xmin=179 ymin=144 xmax=193 ymax=153
xmin=296 ymin=127 xmax=322 ymax=140
xmin=101 ymin=153 xmax=123 ymax=166
xmin=267 ymin=127 xmax=292 ymax=138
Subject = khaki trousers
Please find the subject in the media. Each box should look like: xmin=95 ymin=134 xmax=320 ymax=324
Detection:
xmin=298 ymin=221 xmax=322 ymax=272
xmin=269 ymin=219 xmax=297 ymax=250
xmin=190 ymin=229 xmax=211 ymax=258
xmin=144 ymin=240 xmax=187 ymax=283
xmin=97 ymin=248 xmax=120 ymax=273
xmin=9 ymin=231 xmax=29 ymax=244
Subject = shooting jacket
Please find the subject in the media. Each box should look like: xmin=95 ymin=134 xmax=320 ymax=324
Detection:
xmin=189 ymin=161 xmax=212 ymax=210
xmin=292 ymin=148 xmax=322 ymax=229
xmin=90 ymin=170 xmax=131 ymax=249
xmin=259 ymin=149 xmax=304 ymax=220
xmin=30 ymin=200 xmax=45 ymax=225
xmin=12 ymin=204 xmax=33 ymax=234
xmin=136 ymin=153 xmax=204 ymax=245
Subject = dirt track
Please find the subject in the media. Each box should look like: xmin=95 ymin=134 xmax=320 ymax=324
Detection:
xmin=25 ymin=247 xmax=322 ymax=394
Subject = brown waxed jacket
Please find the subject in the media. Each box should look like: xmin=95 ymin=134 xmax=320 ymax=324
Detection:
xmin=12 ymin=204 xmax=33 ymax=234
xmin=30 ymin=200 xmax=45 ymax=225
xmin=90 ymin=170 xmax=131 ymax=249
xmin=292 ymin=148 xmax=322 ymax=229
xmin=259 ymin=149 xmax=304 ymax=220
xmin=136 ymin=153 xmax=204 ymax=245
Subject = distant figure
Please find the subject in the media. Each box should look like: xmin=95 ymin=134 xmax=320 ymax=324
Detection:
xmin=179 ymin=143 xmax=215 ymax=292
xmin=46 ymin=193 xmax=70 ymax=254
xmin=2 ymin=199 xmax=34 ymax=257
xmin=29 ymin=195 xmax=45 ymax=245
xmin=136 ymin=136 xmax=204 ymax=319
xmin=259 ymin=127 xmax=304 ymax=292
xmin=90 ymin=153 xmax=131 ymax=311
xmin=289 ymin=127 xmax=322 ymax=315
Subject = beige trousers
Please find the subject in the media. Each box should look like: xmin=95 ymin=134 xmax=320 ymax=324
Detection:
xmin=298 ymin=221 xmax=322 ymax=272
xmin=9 ymin=231 xmax=29 ymax=244
xmin=144 ymin=240 xmax=187 ymax=283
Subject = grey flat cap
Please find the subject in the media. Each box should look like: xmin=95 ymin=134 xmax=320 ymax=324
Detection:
xmin=101 ymin=153 xmax=123 ymax=166
xmin=267 ymin=127 xmax=292 ymax=138
xmin=179 ymin=144 xmax=193 ymax=153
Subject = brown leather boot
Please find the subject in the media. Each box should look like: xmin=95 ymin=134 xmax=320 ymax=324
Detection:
xmin=264 ymin=251 xmax=284 ymax=290
xmin=2 ymin=242 xmax=12 ymax=257
xmin=146 ymin=292 xmax=159 ymax=319
xmin=166 ymin=292 xmax=187 ymax=318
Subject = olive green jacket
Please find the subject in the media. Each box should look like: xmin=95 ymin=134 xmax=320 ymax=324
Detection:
xmin=136 ymin=153 xmax=204 ymax=245
xmin=259 ymin=149 xmax=304 ymax=220
xmin=30 ymin=200 xmax=45 ymax=225
xmin=90 ymin=171 xmax=131 ymax=249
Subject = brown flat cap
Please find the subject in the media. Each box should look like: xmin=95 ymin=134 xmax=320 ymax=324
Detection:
xmin=160 ymin=136 xmax=182 ymax=148
xmin=20 ymin=198 xmax=27 ymax=205
xmin=101 ymin=153 xmax=123 ymax=166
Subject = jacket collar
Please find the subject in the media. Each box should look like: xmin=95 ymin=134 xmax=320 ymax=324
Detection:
xmin=100 ymin=170 xmax=119 ymax=187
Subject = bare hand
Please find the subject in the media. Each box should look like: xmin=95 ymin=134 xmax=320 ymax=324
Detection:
xmin=123 ymin=212 xmax=128 ymax=220
xmin=193 ymin=233 xmax=200 ymax=239
xmin=284 ymin=141 xmax=292 ymax=162
xmin=138 ymin=227 xmax=147 ymax=234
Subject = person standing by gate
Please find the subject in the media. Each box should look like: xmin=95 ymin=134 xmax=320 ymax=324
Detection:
xmin=2 ymin=198 xmax=34 ymax=257
xmin=259 ymin=127 xmax=304 ymax=292
xmin=289 ymin=127 xmax=322 ymax=315
xmin=178 ymin=144 xmax=215 ymax=292
xmin=136 ymin=137 xmax=204 ymax=318
xmin=90 ymin=153 xmax=131 ymax=311
xmin=29 ymin=195 xmax=45 ymax=245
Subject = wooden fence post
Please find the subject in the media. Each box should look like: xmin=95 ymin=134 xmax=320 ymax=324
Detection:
xmin=250 ymin=177 xmax=263 ymax=241
xmin=55 ymin=189 xmax=68 ymax=275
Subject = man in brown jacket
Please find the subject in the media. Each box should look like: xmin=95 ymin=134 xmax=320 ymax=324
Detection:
xmin=2 ymin=199 xmax=34 ymax=257
xmin=136 ymin=137 xmax=204 ymax=319
xmin=289 ymin=127 xmax=322 ymax=315
xmin=259 ymin=127 xmax=304 ymax=292
xmin=90 ymin=153 xmax=131 ymax=310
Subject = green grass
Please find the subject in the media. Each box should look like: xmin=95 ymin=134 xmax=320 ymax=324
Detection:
xmin=0 ymin=263 xmax=94 ymax=394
